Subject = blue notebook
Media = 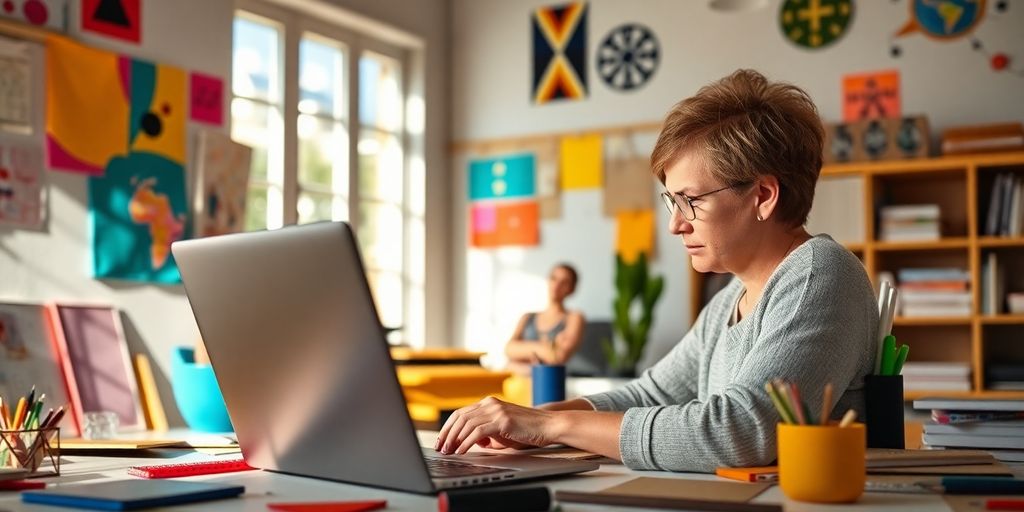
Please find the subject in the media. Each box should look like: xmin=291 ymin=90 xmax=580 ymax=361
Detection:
xmin=22 ymin=480 xmax=244 ymax=510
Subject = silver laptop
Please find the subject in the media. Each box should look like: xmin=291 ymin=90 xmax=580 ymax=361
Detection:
xmin=171 ymin=221 xmax=598 ymax=494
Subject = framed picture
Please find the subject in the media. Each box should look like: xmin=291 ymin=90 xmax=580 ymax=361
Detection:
xmin=0 ymin=301 xmax=79 ymax=436
xmin=47 ymin=303 xmax=145 ymax=433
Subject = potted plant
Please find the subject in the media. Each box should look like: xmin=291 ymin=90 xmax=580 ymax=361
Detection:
xmin=603 ymin=252 xmax=664 ymax=377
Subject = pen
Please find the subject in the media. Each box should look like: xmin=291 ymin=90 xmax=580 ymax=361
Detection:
xmin=25 ymin=386 xmax=36 ymax=412
xmin=988 ymin=499 xmax=1024 ymax=510
xmin=892 ymin=344 xmax=910 ymax=376
xmin=880 ymin=335 xmax=897 ymax=376
xmin=874 ymin=281 xmax=892 ymax=374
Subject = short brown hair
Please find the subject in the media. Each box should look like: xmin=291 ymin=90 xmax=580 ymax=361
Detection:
xmin=650 ymin=69 xmax=824 ymax=226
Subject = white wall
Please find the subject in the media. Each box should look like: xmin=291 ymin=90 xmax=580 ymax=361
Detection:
xmin=451 ymin=0 xmax=1024 ymax=368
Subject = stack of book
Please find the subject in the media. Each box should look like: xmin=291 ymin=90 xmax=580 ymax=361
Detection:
xmin=915 ymin=397 xmax=1024 ymax=463
xmin=988 ymin=364 xmax=1024 ymax=391
xmin=897 ymin=268 xmax=971 ymax=317
xmin=901 ymin=362 xmax=971 ymax=392
xmin=983 ymin=173 xmax=1024 ymax=237
xmin=879 ymin=204 xmax=941 ymax=242
xmin=981 ymin=252 xmax=1006 ymax=314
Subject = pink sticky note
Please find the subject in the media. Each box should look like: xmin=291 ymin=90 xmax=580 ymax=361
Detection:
xmin=190 ymin=72 xmax=224 ymax=125
xmin=472 ymin=203 xmax=497 ymax=233
xmin=267 ymin=501 xmax=387 ymax=512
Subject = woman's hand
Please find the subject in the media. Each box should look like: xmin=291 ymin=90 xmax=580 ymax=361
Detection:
xmin=434 ymin=396 xmax=561 ymax=455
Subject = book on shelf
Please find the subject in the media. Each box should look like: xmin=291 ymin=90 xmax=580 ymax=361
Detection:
xmin=924 ymin=420 xmax=1024 ymax=437
xmin=988 ymin=365 xmax=1024 ymax=382
xmin=984 ymin=173 xmax=1024 ymax=236
xmin=922 ymin=433 xmax=1024 ymax=450
xmin=989 ymin=381 xmax=1024 ymax=391
xmin=914 ymin=397 xmax=1024 ymax=412
xmin=905 ymin=380 xmax=972 ymax=392
xmin=941 ymin=122 xmax=1024 ymax=155
xmin=898 ymin=268 xmax=971 ymax=283
xmin=987 ymin=450 xmax=1024 ymax=463
xmin=901 ymin=362 xmax=971 ymax=378
xmin=932 ymin=410 xmax=1024 ymax=425
xmin=901 ymin=305 xmax=971 ymax=317
xmin=1008 ymin=293 xmax=1024 ymax=315
xmin=982 ymin=252 xmax=1006 ymax=315
xmin=879 ymin=204 xmax=941 ymax=242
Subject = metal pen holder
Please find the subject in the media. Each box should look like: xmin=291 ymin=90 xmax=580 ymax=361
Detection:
xmin=0 ymin=426 xmax=61 ymax=477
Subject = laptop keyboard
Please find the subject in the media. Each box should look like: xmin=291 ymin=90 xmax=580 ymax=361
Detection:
xmin=424 ymin=457 xmax=509 ymax=478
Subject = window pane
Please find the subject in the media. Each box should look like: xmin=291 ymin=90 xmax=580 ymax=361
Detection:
xmin=367 ymin=270 xmax=403 ymax=330
xmin=299 ymin=34 xmax=345 ymax=118
xmin=298 ymin=115 xmax=348 ymax=194
xmin=358 ymin=129 xmax=402 ymax=202
xmin=359 ymin=51 xmax=401 ymax=132
xmin=233 ymin=14 xmax=281 ymax=103
xmin=231 ymin=97 xmax=282 ymax=184
xmin=246 ymin=183 xmax=269 ymax=231
xmin=297 ymin=190 xmax=347 ymax=224
xmin=358 ymin=201 xmax=403 ymax=272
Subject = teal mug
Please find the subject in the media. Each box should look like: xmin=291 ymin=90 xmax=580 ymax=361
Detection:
xmin=171 ymin=346 xmax=233 ymax=432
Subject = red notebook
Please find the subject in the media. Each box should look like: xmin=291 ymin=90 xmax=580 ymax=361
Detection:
xmin=128 ymin=459 xmax=255 ymax=479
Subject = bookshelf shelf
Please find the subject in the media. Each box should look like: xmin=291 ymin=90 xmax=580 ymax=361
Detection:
xmin=893 ymin=316 xmax=972 ymax=326
xmin=978 ymin=237 xmax=1024 ymax=248
xmin=980 ymin=314 xmax=1024 ymax=325
xmin=874 ymin=239 xmax=970 ymax=251
xmin=691 ymin=151 xmax=1024 ymax=401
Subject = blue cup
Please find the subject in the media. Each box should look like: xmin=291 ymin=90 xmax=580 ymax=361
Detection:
xmin=171 ymin=346 xmax=234 ymax=432
xmin=531 ymin=364 xmax=566 ymax=406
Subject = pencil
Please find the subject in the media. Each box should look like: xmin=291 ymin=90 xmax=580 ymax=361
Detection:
xmin=773 ymin=380 xmax=799 ymax=424
xmin=0 ymin=397 xmax=6 ymax=430
xmin=839 ymin=409 xmax=857 ymax=427
xmin=12 ymin=397 xmax=27 ymax=430
xmin=788 ymin=383 xmax=807 ymax=425
xmin=820 ymin=383 xmax=833 ymax=426
xmin=765 ymin=382 xmax=795 ymax=424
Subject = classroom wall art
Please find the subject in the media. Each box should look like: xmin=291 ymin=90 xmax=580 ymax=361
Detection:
xmin=779 ymin=0 xmax=853 ymax=50
xmin=45 ymin=36 xmax=129 ymax=175
xmin=560 ymin=133 xmax=602 ymax=190
xmin=0 ymin=138 xmax=45 ymax=228
xmin=615 ymin=209 xmax=655 ymax=264
xmin=0 ymin=36 xmax=32 ymax=134
xmin=597 ymin=24 xmax=659 ymax=92
xmin=190 ymin=72 xmax=224 ymax=126
xmin=842 ymin=69 xmax=901 ymax=122
xmin=127 ymin=59 xmax=186 ymax=164
xmin=0 ymin=0 xmax=67 ymax=31
xmin=468 ymin=153 xmax=536 ymax=201
xmin=533 ymin=142 xmax=562 ymax=219
xmin=532 ymin=2 xmax=587 ymax=104
xmin=470 ymin=200 xmax=540 ymax=248
xmin=82 ymin=0 xmax=141 ymax=43
xmin=603 ymin=135 xmax=653 ymax=216
xmin=194 ymin=130 xmax=252 ymax=237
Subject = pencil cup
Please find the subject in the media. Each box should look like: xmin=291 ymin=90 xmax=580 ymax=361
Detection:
xmin=0 ymin=427 xmax=61 ymax=477
xmin=864 ymin=375 xmax=905 ymax=449
xmin=778 ymin=423 xmax=865 ymax=503
xmin=531 ymin=364 xmax=566 ymax=406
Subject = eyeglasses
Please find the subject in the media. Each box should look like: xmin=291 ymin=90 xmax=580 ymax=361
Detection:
xmin=660 ymin=182 xmax=752 ymax=221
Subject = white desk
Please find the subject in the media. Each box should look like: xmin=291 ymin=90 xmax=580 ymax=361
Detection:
xmin=0 ymin=444 xmax=975 ymax=511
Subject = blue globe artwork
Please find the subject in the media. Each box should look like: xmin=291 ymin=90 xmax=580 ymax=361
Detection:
xmin=911 ymin=0 xmax=984 ymax=38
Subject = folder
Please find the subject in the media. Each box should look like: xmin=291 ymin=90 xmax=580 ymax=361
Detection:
xmin=22 ymin=480 xmax=244 ymax=510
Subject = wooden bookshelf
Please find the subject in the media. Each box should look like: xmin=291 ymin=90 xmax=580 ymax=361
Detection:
xmin=690 ymin=151 xmax=1024 ymax=400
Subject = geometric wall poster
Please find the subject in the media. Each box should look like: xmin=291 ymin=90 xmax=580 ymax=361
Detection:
xmin=532 ymin=2 xmax=587 ymax=104
xmin=470 ymin=200 xmax=540 ymax=248
xmin=129 ymin=59 xmax=186 ymax=165
xmin=0 ymin=0 xmax=67 ymax=31
xmin=0 ymin=138 xmax=45 ymax=228
xmin=190 ymin=72 xmax=224 ymax=126
xmin=82 ymin=0 xmax=140 ymax=43
xmin=89 ymin=152 xmax=186 ymax=284
xmin=468 ymin=153 xmax=536 ymax=201
xmin=193 ymin=130 xmax=252 ymax=237
xmin=597 ymin=24 xmax=659 ymax=91
xmin=45 ymin=36 xmax=129 ymax=175
xmin=779 ymin=0 xmax=853 ymax=50
xmin=842 ymin=69 xmax=900 ymax=122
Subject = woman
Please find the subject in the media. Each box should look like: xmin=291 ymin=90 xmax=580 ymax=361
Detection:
xmin=504 ymin=263 xmax=585 ymax=374
xmin=435 ymin=69 xmax=878 ymax=472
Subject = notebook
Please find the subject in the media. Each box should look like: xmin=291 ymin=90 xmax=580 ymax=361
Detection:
xmin=22 ymin=480 xmax=245 ymax=510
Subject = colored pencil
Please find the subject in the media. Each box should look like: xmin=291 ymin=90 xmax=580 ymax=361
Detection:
xmin=820 ymin=383 xmax=833 ymax=426
xmin=839 ymin=409 xmax=858 ymax=427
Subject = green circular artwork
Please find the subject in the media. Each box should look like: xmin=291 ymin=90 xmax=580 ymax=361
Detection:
xmin=780 ymin=0 xmax=854 ymax=50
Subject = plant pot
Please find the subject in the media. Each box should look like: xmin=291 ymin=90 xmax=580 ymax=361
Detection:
xmin=171 ymin=346 xmax=233 ymax=432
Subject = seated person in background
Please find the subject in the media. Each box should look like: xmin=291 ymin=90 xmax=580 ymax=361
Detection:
xmin=504 ymin=263 xmax=586 ymax=374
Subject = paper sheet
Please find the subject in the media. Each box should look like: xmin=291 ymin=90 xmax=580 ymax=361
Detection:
xmin=616 ymin=210 xmax=655 ymax=263
xmin=560 ymin=134 xmax=602 ymax=190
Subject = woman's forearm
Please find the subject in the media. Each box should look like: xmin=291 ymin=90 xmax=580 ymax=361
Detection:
xmin=551 ymin=410 xmax=624 ymax=461
xmin=538 ymin=398 xmax=594 ymax=411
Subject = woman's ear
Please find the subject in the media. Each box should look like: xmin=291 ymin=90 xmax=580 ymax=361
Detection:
xmin=754 ymin=175 xmax=781 ymax=222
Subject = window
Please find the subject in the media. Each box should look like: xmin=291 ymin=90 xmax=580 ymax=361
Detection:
xmin=231 ymin=4 xmax=420 ymax=342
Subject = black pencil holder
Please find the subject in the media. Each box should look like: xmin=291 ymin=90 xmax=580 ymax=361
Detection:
xmin=864 ymin=375 xmax=905 ymax=449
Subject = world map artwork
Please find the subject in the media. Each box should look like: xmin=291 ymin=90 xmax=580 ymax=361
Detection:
xmin=915 ymin=0 xmax=983 ymax=38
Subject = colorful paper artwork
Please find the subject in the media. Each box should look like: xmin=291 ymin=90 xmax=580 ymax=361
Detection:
xmin=533 ymin=143 xmax=562 ymax=219
xmin=470 ymin=201 xmax=540 ymax=248
xmin=0 ymin=139 xmax=45 ymax=228
xmin=779 ymin=0 xmax=853 ymax=50
xmin=0 ymin=0 xmax=67 ymax=31
xmin=560 ymin=133 xmax=603 ymax=190
xmin=894 ymin=0 xmax=985 ymax=40
xmin=468 ymin=154 xmax=536 ymax=201
xmin=82 ymin=0 xmax=140 ymax=43
xmin=128 ymin=59 xmax=186 ymax=164
xmin=843 ymin=70 xmax=900 ymax=122
xmin=90 ymin=153 xmax=186 ymax=283
xmin=0 ymin=37 xmax=32 ymax=133
xmin=194 ymin=131 xmax=252 ymax=237
xmin=190 ymin=72 xmax=224 ymax=126
xmin=532 ymin=2 xmax=587 ymax=104
xmin=616 ymin=210 xmax=655 ymax=264
xmin=45 ymin=36 xmax=129 ymax=175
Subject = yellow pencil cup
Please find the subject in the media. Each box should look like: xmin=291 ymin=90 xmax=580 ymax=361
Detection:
xmin=778 ymin=422 xmax=865 ymax=503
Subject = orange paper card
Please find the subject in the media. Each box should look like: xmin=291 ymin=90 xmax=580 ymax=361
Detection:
xmin=716 ymin=466 xmax=779 ymax=483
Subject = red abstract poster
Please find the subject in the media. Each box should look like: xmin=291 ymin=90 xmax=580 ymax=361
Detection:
xmin=82 ymin=0 xmax=140 ymax=43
